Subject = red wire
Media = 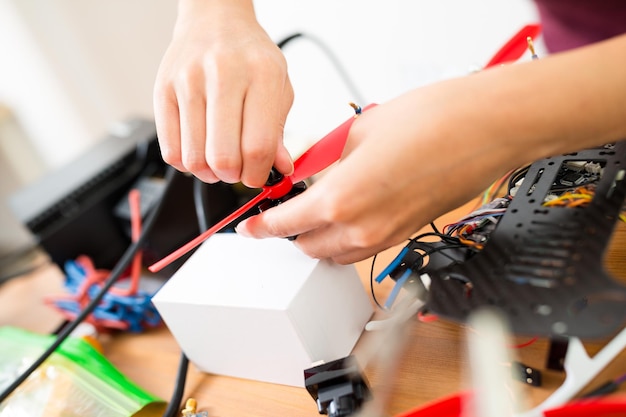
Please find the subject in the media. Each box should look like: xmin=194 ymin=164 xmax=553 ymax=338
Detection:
xmin=509 ymin=336 xmax=539 ymax=349
xmin=417 ymin=310 xmax=438 ymax=323
xmin=110 ymin=188 xmax=142 ymax=296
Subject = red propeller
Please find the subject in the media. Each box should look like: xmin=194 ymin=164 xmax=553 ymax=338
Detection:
xmin=148 ymin=103 xmax=377 ymax=273
xmin=484 ymin=23 xmax=541 ymax=68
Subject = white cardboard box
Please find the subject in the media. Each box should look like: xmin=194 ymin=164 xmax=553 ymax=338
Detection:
xmin=152 ymin=233 xmax=373 ymax=387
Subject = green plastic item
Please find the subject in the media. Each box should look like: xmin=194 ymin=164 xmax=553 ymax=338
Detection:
xmin=0 ymin=326 xmax=166 ymax=417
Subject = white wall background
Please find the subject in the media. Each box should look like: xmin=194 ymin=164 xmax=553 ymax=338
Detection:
xmin=0 ymin=0 xmax=539 ymax=171
xmin=0 ymin=0 xmax=539 ymax=250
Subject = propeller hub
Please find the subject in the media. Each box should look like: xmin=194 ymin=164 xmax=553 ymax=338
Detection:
xmin=264 ymin=176 xmax=294 ymax=199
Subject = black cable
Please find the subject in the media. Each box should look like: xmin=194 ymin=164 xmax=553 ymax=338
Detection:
xmin=161 ymin=354 xmax=190 ymax=417
xmin=508 ymin=164 xmax=530 ymax=194
xmin=193 ymin=178 xmax=210 ymax=232
xmin=161 ymin=178 xmax=215 ymax=417
xmin=369 ymin=253 xmax=385 ymax=310
xmin=50 ymin=320 xmax=70 ymax=336
xmin=0 ymin=167 xmax=179 ymax=405
xmin=369 ymin=230 xmax=466 ymax=311
xmin=275 ymin=32 xmax=366 ymax=105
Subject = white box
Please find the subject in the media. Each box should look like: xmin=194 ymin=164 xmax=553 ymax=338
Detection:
xmin=152 ymin=233 xmax=373 ymax=387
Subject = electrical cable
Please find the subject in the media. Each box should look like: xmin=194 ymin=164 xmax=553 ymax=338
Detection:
xmin=193 ymin=177 xmax=210 ymax=232
xmin=160 ymin=178 xmax=214 ymax=417
xmin=384 ymin=268 xmax=413 ymax=310
xmin=369 ymin=253 xmax=385 ymax=310
xmin=581 ymin=371 xmax=626 ymax=398
xmin=507 ymin=164 xmax=530 ymax=194
xmin=275 ymin=32 xmax=366 ymax=105
xmin=369 ymin=221 xmax=471 ymax=313
xmin=0 ymin=167 xmax=179 ymax=405
xmin=161 ymin=354 xmax=191 ymax=417
xmin=374 ymin=246 xmax=409 ymax=284
xmin=429 ymin=222 xmax=441 ymax=235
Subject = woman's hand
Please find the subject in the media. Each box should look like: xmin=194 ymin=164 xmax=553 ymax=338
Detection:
xmin=236 ymin=80 xmax=511 ymax=264
xmin=153 ymin=0 xmax=294 ymax=188
xmin=235 ymin=33 xmax=626 ymax=263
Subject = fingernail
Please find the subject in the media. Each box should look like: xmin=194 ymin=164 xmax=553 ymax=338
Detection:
xmin=235 ymin=222 xmax=250 ymax=237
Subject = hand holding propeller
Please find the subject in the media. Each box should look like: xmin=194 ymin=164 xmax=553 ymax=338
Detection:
xmin=148 ymin=103 xmax=376 ymax=273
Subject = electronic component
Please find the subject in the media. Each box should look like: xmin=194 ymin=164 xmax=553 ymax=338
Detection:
xmin=527 ymin=36 xmax=539 ymax=60
xmin=377 ymin=143 xmax=626 ymax=339
xmin=546 ymin=336 xmax=569 ymax=371
xmin=8 ymin=118 xmax=242 ymax=276
xmin=181 ymin=398 xmax=208 ymax=417
xmin=304 ymin=356 xmax=371 ymax=417
xmin=511 ymin=361 xmax=542 ymax=387
xmin=424 ymin=143 xmax=626 ymax=338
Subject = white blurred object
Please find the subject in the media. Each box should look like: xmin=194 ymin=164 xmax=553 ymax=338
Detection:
xmin=467 ymin=309 xmax=519 ymax=417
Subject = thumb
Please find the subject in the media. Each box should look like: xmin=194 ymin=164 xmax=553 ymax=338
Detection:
xmin=235 ymin=188 xmax=321 ymax=239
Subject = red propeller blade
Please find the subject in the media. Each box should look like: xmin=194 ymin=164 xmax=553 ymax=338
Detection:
xmin=148 ymin=188 xmax=272 ymax=272
xmin=290 ymin=103 xmax=377 ymax=183
xmin=148 ymin=103 xmax=376 ymax=273
xmin=485 ymin=23 xmax=542 ymax=68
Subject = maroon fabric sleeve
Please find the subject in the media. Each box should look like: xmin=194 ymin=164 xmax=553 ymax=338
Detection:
xmin=534 ymin=0 xmax=626 ymax=52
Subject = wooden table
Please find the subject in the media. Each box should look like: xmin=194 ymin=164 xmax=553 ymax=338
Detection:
xmin=1 ymin=202 xmax=625 ymax=417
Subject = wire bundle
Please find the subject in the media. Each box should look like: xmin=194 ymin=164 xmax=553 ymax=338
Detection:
xmin=370 ymin=169 xmax=521 ymax=311
xmin=46 ymin=256 xmax=162 ymax=333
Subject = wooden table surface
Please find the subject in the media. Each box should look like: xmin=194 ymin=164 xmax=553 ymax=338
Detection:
xmin=1 ymin=201 xmax=625 ymax=417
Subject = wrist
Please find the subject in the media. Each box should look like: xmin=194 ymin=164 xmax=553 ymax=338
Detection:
xmin=176 ymin=0 xmax=257 ymax=28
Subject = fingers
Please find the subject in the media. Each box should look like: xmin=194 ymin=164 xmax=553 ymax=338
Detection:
xmin=155 ymin=45 xmax=293 ymax=187
xmin=236 ymin=185 xmax=325 ymax=239
xmin=204 ymin=59 xmax=245 ymax=184
xmin=274 ymin=77 xmax=296 ymax=177
xmin=238 ymin=57 xmax=294 ymax=188
xmin=154 ymin=78 xmax=185 ymax=173
xmin=294 ymin=232 xmax=388 ymax=265
xmin=274 ymin=141 xmax=295 ymax=177
xmin=236 ymin=198 xmax=392 ymax=265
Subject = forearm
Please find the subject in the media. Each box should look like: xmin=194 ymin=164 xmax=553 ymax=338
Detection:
xmin=233 ymin=34 xmax=626 ymax=264
xmin=435 ymin=33 xmax=626 ymax=169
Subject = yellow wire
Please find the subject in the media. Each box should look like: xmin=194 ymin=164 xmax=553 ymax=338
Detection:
xmin=543 ymin=193 xmax=592 ymax=207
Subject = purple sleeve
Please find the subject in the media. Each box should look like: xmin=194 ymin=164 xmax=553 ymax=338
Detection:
xmin=534 ymin=0 xmax=626 ymax=52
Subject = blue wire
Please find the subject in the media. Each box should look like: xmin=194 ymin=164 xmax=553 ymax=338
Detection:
xmin=374 ymin=246 xmax=409 ymax=283
xmin=384 ymin=268 xmax=412 ymax=310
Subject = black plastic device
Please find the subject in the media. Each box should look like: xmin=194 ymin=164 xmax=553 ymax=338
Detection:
xmin=304 ymin=355 xmax=371 ymax=417
xmin=422 ymin=142 xmax=626 ymax=338
xmin=8 ymin=118 xmax=241 ymax=276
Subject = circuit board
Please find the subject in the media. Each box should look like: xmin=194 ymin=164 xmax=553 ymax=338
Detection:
xmin=420 ymin=142 xmax=626 ymax=339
